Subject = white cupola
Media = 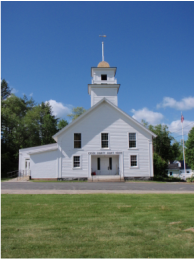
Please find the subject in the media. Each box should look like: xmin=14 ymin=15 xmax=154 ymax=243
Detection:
xmin=88 ymin=58 xmax=120 ymax=108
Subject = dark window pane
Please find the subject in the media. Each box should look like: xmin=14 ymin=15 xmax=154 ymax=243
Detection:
xmin=74 ymin=133 xmax=81 ymax=148
xmin=101 ymin=133 xmax=108 ymax=140
xmin=74 ymin=141 xmax=81 ymax=148
xmin=97 ymin=158 xmax=100 ymax=170
xmin=129 ymin=133 xmax=136 ymax=140
xmin=74 ymin=133 xmax=81 ymax=141
xmin=102 ymin=141 xmax=108 ymax=148
xmin=101 ymin=74 xmax=107 ymax=80
xmin=129 ymin=141 xmax=136 ymax=148
xmin=109 ymin=158 xmax=112 ymax=170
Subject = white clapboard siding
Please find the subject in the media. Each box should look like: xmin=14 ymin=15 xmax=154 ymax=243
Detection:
xmin=30 ymin=150 xmax=57 ymax=178
xmin=91 ymin=87 xmax=118 ymax=106
xmin=19 ymin=143 xmax=57 ymax=173
xmin=59 ymin=102 xmax=152 ymax=178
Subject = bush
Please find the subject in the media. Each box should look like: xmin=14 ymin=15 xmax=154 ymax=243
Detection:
xmin=186 ymin=174 xmax=194 ymax=183
xmin=153 ymin=153 xmax=168 ymax=177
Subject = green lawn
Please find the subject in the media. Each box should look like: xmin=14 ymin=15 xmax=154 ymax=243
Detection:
xmin=0 ymin=178 xmax=11 ymax=182
xmin=1 ymin=194 xmax=194 ymax=258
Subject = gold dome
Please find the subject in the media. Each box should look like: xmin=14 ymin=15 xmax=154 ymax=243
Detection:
xmin=97 ymin=61 xmax=110 ymax=68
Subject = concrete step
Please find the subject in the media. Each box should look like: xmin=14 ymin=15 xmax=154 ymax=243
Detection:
xmin=88 ymin=175 xmax=124 ymax=182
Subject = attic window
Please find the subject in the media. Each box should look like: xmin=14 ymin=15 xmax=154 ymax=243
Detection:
xmin=101 ymin=74 xmax=107 ymax=81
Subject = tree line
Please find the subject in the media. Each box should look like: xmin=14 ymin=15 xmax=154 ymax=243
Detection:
xmin=1 ymin=79 xmax=194 ymax=178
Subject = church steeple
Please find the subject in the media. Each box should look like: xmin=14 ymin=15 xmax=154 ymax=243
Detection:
xmin=88 ymin=41 xmax=120 ymax=107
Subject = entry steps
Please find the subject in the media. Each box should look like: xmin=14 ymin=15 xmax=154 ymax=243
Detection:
xmin=88 ymin=175 xmax=124 ymax=182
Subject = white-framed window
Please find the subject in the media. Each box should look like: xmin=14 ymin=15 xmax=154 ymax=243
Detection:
xmin=73 ymin=156 xmax=80 ymax=168
xmin=74 ymin=133 xmax=81 ymax=148
xmin=101 ymin=133 xmax=109 ymax=148
xmin=130 ymin=155 xmax=138 ymax=167
xmin=129 ymin=133 xmax=136 ymax=148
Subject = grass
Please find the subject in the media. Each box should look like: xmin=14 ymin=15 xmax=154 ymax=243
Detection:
xmin=1 ymin=178 xmax=15 ymax=182
xmin=1 ymin=194 xmax=194 ymax=258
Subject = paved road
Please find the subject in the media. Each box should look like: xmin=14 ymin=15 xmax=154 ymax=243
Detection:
xmin=1 ymin=182 xmax=194 ymax=194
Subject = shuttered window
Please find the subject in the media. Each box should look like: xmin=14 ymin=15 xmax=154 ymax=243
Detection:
xmin=74 ymin=133 xmax=81 ymax=148
xmin=101 ymin=133 xmax=109 ymax=148
xmin=129 ymin=133 xmax=136 ymax=148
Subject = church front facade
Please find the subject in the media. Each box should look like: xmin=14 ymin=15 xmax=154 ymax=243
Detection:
xmin=19 ymin=59 xmax=156 ymax=180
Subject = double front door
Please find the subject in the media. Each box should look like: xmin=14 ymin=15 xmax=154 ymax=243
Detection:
xmin=96 ymin=156 xmax=118 ymax=175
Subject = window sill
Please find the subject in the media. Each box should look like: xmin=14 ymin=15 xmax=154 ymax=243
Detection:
xmin=100 ymin=148 xmax=110 ymax=150
xmin=128 ymin=148 xmax=138 ymax=150
xmin=74 ymin=149 xmax=84 ymax=150
xmin=72 ymin=167 xmax=82 ymax=170
xmin=130 ymin=166 xmax=139 ymax=169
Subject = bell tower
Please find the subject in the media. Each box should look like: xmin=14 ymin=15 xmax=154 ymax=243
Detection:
xmin=88 ymin=38 xmax=120 ymax=107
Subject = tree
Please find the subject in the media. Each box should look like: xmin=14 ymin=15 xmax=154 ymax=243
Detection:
xmin=1 ymin=79 xmax=12 ymax=100
xmin=148 ymin=124 xmax=180 ymax=162
xmin=153 ymin=152 xmax=168 ymax=177
xmin=185 ymin=127 xmax=194 ymax=170
xmin=0 ymin=79 xmax=11 ymax=142
xmin=67 ymin=107 xmax=86 ymax=121
xmin=57 ymin=119 xmax=68 ymax=130
xmin=142 ymin=123 xmax=181 ymax=177
xmin=1 ymin=93 xmax=59 ymax=177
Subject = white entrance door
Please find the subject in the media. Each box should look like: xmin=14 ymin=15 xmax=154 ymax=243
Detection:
xmin=25 ymin=159 xmax=30 ymax=176
xmin=101 ymin=157 xmax=109 ymax=175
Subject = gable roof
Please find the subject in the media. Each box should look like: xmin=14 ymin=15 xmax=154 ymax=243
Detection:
xmin=52 ymin=98 xmax=157 ymax=141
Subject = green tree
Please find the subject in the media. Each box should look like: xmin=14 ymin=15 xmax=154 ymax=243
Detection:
xmin=148 ymin=124 xmax=180 ymax=162
xmin=1 ymin=79 xmax=12 ymax=100
xmin=153 ymin=152 xmax=168 ymax=177
xmin=57 ymin=119 xmax=68 ymax=130
xmin=143 ymin=123 xmax=181 ymax=177
xmin=1 ymin=93 xmax=59 ymax=177
xmin=185 ymin=127 xmax=194 ymax=170
xmin=67 ymin=107 xmax=86 ymax=121
xmin=1 ymin=94 xmax=35 ymax=176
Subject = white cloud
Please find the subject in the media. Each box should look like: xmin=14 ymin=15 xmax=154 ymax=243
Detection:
xmin=45 ymin=100 xmax=72 ymax=118
xmin=11 ymin=88 xmax=18 ymax=94
xmin=168 ymin=120 xmax=194 ymax=135
xmin=29 ymin=93 xmax=33 ymax=97
xmin=157 ymin=97 xmax=194 ymax=110
xmin=131 ymin=107 xmax=164 ymax=125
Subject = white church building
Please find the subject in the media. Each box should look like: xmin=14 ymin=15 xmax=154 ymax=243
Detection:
xmin=19 ymin=50 xmax=157 ymax=181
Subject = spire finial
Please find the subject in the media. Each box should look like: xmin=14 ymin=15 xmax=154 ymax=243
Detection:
xmin=99 ymin=35 xmax=106 ymax=61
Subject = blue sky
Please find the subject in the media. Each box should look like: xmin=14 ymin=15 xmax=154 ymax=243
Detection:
xmin=1 ymin=1 xmax=194 ymax=140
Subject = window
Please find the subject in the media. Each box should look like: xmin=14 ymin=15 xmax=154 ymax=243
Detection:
xmin=130 ymin=155 xmax=137 ymax=167
xmin=170 ymin=172 xmax=173 ymax=176
xmin=101 ymin=74 xmax=107 ymax=80
xmin=101 ymin=133 xmax=109 ymax=148
xmin=73 ymin=156 xmax=80 ymax=168
xmin=97 ymin=158 xmax=100 ymax=170
xmin=129 ymin=133 xmax=136 ymax=148
xmin=74 ymin=133 xmax=81 ymax=148
xmin=187 ymin=171 xmax=190 ymax=173
xmin=109 ymin=158 xmax=112 ymax=170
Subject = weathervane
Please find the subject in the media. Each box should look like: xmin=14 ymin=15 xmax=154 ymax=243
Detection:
xmin=99 ymin=35 xmax=106 ymax=61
